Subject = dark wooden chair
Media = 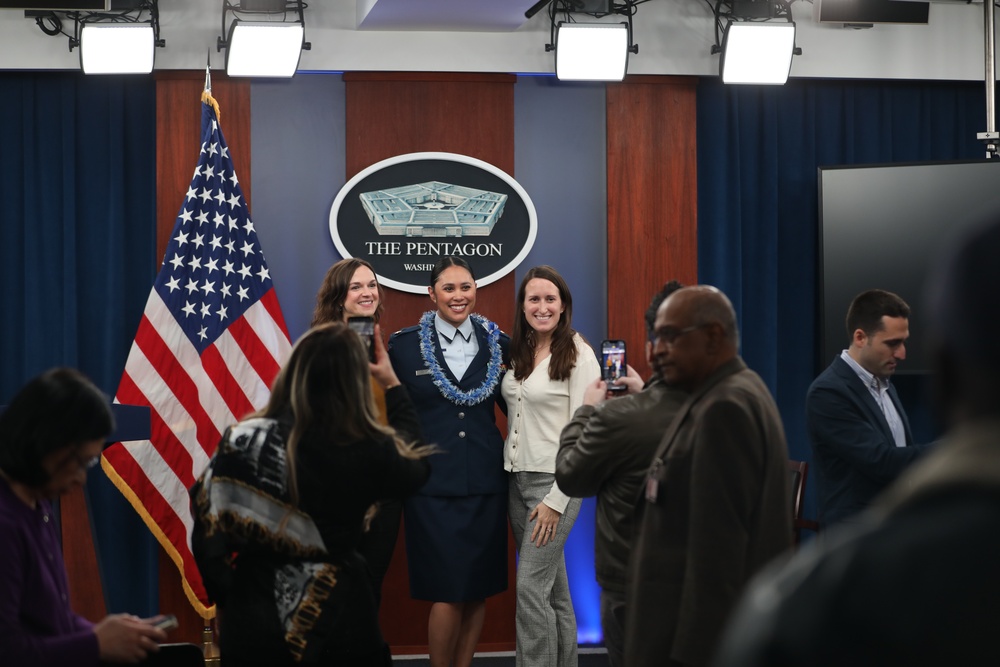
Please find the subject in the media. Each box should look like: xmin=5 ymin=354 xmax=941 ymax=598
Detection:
xmin=788 ymin=459 xmax=819 ymax=544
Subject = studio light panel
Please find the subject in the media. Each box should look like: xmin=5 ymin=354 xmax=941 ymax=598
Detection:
xmin=720 ymin=22 xmax=796 ymax=85
xmin=80 ymin=24 xmax=154 ymax=74
xmin=225 ymin=21 xmax=304 ymax=78
xmin=555 ymin=23 xmax=630 ymax=82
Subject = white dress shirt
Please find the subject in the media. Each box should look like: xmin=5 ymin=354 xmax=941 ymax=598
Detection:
xmin=501 ymin=333 xmax=601 ymax=512
xmin=840 ymin=349 xmax=907 ymax=448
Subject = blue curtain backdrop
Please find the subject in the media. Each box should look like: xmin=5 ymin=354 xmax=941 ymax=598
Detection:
xmin=696 ymin=78 xmax=987 ymax=523
xmin=0 ymin=72 xmax=159 ymax=616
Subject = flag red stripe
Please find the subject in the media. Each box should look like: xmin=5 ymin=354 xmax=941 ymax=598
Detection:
xmin=201 ymin=343 xmax=256 ymax=422
xmin=227 ymin=314 xmax=281 ymax=390
xmin=134 ymin=314 xmax=222 ymax=455
xmin=115 ymin=372 xmax=197 ymax=487
xmin=260 ymin=288 xmax=290 ymax=339
xmin=101 ymin=445 xmax=208 ymax=602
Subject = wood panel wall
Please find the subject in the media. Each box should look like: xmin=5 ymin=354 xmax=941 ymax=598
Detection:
xmin=61 ymin=487 xmax=107 ymax=622
xmin=344 ymin=71 xmax=519 ymax=653
xmin=153 ymin=70 xmax=253 ymax=646
xmin=606 ymin=76 xmax=699 ymax=378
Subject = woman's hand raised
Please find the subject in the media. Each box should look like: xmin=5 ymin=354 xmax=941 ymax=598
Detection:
xmin=369 ymin=324 xmax=402 ymax=390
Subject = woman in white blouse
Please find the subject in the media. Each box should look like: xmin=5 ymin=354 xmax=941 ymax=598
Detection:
xmin=501 ymin=265 xmax=601 ymax=667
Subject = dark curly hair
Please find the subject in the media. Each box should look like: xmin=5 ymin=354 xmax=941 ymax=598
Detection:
xmin=644 ymin=280 xmax=685 ymax=341
xmin=0 ymin=368 xmax=113 ymax=487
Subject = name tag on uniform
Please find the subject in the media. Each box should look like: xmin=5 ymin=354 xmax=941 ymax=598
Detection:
xmin=415 ymin=369 xmax=432 ymax=376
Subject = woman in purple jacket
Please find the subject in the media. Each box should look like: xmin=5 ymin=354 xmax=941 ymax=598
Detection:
xmin=0 ymin=368 xmax=167 ymax=666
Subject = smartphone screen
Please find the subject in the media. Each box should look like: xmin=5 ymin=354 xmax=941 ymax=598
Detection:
xmin=347 ymin=316 xmax=376 ymax=362
xmin=152 ymin=614 xmax=178 ymax=631
xmin=601 ymin=339 xmax=627 ymax=391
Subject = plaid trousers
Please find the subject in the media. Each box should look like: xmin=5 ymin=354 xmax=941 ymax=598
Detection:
xmin=508 ymin=471 xmax=582 ymax=667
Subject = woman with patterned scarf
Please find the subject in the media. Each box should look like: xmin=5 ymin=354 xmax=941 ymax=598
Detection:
xmin=190 ymin=321 xmax=432 ymax=665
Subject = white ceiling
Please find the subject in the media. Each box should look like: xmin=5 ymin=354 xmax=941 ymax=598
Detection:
xmin=356 ymin=0 xmax=546 ymax=31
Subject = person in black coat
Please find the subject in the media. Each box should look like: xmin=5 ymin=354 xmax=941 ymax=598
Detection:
xmin=388 ymin=257 xmax=509 ymax=667
xmin=191 ymin=322 xmax=431 ymax=666
xmin=311 ymin=257 xmax=401 ymax=612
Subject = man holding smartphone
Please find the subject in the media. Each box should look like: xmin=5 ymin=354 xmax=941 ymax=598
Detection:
xmin=555 ymin=281 xmax=686 ymax=667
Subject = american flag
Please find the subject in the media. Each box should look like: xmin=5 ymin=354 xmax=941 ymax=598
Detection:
xmin=101 ymin=91 xmax=292 ymax=616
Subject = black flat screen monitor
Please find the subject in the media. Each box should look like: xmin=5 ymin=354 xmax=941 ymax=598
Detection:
xmin=0 ymin=1 xmax=108 ymax=8
xmin=816 ymin=0 xmax=929 ymax=24
xmin=819 ymin=159 xmax=1000 ymax=374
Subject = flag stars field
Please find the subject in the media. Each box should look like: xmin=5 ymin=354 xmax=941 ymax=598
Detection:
xmin=152 ymin=112 xmax=277 ymax=344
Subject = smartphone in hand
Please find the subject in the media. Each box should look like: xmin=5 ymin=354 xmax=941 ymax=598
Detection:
xmin=151 ymin=614 xmax=178 ymax=631
xmin=347 ymin=316 xmax=377 ymax=362
xmin=601 ymin=339 xmax=627 ymax=392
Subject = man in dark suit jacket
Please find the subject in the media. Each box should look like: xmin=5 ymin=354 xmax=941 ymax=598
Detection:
xmin=625 ymin=286 xmax=792 ymax=667
xmin=807 ymin=289 xmax=929 ymax=527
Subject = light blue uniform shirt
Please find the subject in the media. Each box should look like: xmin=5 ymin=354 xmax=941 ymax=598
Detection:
xmin=435 ymin=313 xmax=479 ymax=380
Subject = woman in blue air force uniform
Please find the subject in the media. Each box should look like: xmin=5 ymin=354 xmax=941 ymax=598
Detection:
xmin=388 ymin=256 xmax=510 ymax=667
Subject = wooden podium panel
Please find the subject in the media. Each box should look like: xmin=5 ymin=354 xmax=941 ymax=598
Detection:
xmin=60 ymin=486 xmax=107 ymax=622
xmin=606 ymin=76 xmax=699 ymax=378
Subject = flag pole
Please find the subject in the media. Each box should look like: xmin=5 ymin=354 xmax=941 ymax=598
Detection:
xmin=204 ymin=49 xmax=211 ymax=93
xmin=202 ymin=49 xmax=220 ymax=123
xmin=199 ymin=51 xmax=225 ymax=664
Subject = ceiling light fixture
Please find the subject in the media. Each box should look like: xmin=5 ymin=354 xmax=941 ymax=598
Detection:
xmin=29 ymin=0 xmax=163 ymax=74
xmin=539 ymin=0 xmax=640 ymax=82
xmin=554 ymin=22 xmax=631 ymax=81
xmin=217 ymin=0 xmax=311 ymax=78
xmin=80 ymin=23 xmax=154 ymax=74
xmin=711 ymin=0 xmax=801 ymax=85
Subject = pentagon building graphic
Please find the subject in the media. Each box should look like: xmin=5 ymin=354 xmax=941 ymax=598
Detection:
xmin=359 ymin=181 xmax=508 ymax=237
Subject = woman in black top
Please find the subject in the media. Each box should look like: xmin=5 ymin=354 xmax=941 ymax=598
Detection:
xmin=311 ymin=257 xmax=401 ymax=611
xmin=191 ymin=322 xmax=431 ymax=666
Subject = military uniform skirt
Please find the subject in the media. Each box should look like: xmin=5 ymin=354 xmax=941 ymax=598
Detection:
xmin=404 ymin=492 xmax=508 ymax=602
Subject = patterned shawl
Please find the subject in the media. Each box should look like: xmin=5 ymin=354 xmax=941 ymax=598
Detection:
xmin=191 ymin=417 xmax=339 ymax=663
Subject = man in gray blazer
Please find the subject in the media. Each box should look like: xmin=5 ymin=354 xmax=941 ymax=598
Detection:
xmin=625 ymin=286 xmax=792 ymax=667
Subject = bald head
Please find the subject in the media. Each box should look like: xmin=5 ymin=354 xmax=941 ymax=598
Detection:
xmin=926 ymin=219 xmax=1000 ymax=422
xmin=667 ymin=286 xmax=740 ymax=345
xmin=652 ymin=285 xmax=740 ymax=391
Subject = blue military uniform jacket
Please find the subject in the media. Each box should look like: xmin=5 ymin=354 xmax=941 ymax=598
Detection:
xmin=388 ymin=317 xmax=509 ymax=497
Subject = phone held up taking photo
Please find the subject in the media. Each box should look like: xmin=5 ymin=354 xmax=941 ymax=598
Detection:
xmin=601 ymin=339 xmax=627 ymax=392
xmin=347 ymin=316 xmax=376 ymax=362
